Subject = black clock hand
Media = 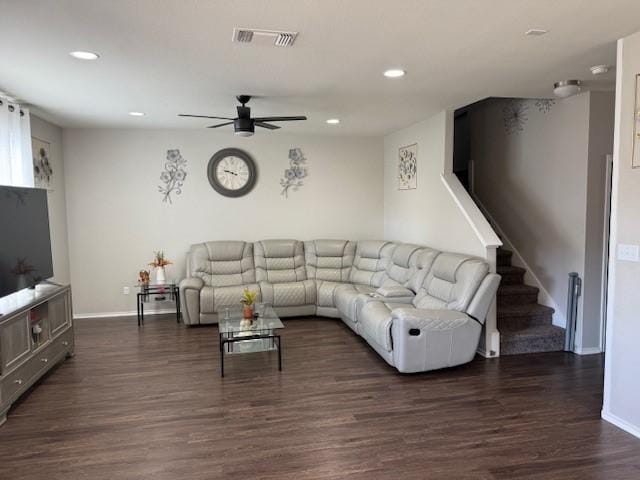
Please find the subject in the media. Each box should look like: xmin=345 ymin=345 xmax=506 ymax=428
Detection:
xmin=224 ymin=169 xmax=238 ymax=176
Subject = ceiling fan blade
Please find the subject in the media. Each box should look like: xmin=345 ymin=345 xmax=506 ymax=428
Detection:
xmin=207 ymin=122 xmax=234 ymax=128
xmin=252 ymin=116 xmax=307 ymax=122
xmin=179 ymin=114 xmax=235 ymax=120
xmin=255 ymin=121 xmax=281 ymax=130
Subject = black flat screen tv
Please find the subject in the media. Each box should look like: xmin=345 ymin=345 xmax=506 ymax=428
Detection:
xmin=0 ymin=186 xmax=54 ymax=298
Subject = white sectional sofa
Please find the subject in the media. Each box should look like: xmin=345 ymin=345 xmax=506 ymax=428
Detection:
xmin=180 ymin=239 xmax=500 ymax=373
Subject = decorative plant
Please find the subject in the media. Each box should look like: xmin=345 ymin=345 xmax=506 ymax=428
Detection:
xmin=240 ymin=287 xmax=258 ymax=306
xmin=138 ymin=270 xmax=150 ymax=284
xmin=11 ymin=258 xmax=36 ymax=276
xmin=158 ymin=149 xmax=187 ymax=203
xmin=149 ymin=251 xmax=172 ymax=269
xmin=280 ymin=148 xmax=308 ymax=198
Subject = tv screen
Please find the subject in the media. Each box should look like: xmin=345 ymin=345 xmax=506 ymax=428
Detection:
xmin=0 ymin=186 xmax=54 ymax=298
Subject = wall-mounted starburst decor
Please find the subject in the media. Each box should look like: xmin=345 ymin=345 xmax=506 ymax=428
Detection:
xmin=503 ymin=100 xmax=529 ymax=135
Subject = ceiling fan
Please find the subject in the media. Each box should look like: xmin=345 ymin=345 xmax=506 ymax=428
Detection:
xmin=179 ymin=95 xmax=307 ymax=137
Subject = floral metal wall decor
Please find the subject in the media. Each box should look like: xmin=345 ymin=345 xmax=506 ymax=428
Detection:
xmin=398 ymin=143 xmax=417 ymax=190
xmin=159 ymin=149 xmax=187 ymax=203
xmin=280 ymin=148 xmax=308 ymax=198
xmin=502 ymin=99 xmax=529 ymax=135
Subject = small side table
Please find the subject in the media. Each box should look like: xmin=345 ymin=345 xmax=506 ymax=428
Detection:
xmin=136 ymin=283 xmax=181 ymax=326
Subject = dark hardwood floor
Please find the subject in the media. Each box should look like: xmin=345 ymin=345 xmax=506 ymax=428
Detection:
xmin=0 ymin=315 xmax=638 ymax=479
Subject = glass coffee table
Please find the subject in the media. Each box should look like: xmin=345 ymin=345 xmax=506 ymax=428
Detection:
xmin=217 ymin=303 xmax=284 ymax=377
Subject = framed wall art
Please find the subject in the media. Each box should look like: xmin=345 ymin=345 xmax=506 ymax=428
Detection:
xmin=32 ymin=137 xmax=53 ymax=189
xmin=398 ymin=143 xmax=417 ymax=190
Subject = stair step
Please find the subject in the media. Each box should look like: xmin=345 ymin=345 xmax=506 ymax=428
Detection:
xmin=496 ymin=265 xmax=526 ymax=285
xmin=498 ymin=303 xmax=554 ymax=328
xmin=497 ymin=284 xmax=539 ymax=305
xmin=500 ymin=324 xmax=566 ymax=355
xmin=496 ymin=249 xmax=513 ymax=267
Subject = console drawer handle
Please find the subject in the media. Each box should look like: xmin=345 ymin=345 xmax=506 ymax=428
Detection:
xmin=14 ymin=379 xmax=23 ymax=385
xmin=41 ymin=358 xmax=48 ymax=363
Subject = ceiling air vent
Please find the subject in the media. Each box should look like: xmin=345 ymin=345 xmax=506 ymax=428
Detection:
xmin=232 ymin=28 xmax=298 ymax=47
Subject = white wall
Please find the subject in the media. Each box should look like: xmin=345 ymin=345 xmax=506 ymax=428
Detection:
xmin=383 ymin=111 xmax=492 ymax=259
xmin=603 ymin=31 xmax=640 ymax=438
xmin=30 ymin=114 xmax=70 ymax=285
xmin=62 ymin=129 xmax=383 ymax=315
xmin=468 ymin=93 xmax=615 ymax=352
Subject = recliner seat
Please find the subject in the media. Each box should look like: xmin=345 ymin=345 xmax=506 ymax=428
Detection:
xmin=254 ymin=239 xmax=316 ymax=317
xmin=179 ymin=238 xmax=500 ymax=373
xmin=181 ymin=241 xmax=259 ymax=325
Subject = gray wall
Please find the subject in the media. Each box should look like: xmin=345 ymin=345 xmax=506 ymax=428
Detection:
xmin=383 ymin=112 xmax=490 ymax=259
xmin=469 ymin=92 xmax=614 ymax=352
xmin=603 ymin=31 xmax=640 ymax=438
xmin=30 ymin=114 xmax=70 ymax=285
xmin=62 ymin=128 xmax=384 ymax=315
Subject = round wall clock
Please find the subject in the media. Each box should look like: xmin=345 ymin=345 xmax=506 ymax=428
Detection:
xmin=207 ymin=148 xmax=257 ymax=197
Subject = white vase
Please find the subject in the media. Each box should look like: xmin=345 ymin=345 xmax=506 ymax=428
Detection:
xmin=156 ymin=266 xmax=166 ymax=284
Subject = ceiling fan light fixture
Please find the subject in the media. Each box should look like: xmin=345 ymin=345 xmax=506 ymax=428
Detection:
xmin=553 ymin=80 xmax=581 ymax=98
xmin=235 ymin=130 xmax=254 ymax=137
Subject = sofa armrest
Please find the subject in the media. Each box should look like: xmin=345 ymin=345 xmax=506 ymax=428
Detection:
xmin=391 ymin=308 xmax=472 ymax=330
xmin=179 ymin=277 xmax=204 ymax=325
xmin=390 ymin=308 xmax=482 ymax=373
xmin=375 ymin=285 xmax=415 ymax=299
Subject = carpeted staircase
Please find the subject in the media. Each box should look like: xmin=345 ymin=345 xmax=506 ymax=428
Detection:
xmin=496 ymin=248 xmax=566 ymax=355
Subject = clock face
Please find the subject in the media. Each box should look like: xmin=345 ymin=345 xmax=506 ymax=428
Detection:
xmin=215 ymin=156 xmax=250 ymax=191
xmin=207 ymin=148 xmax=257 ymax=197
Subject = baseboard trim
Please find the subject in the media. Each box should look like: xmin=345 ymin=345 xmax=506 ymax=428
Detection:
xmin=74 ymin=308 xmax=176 ymax=319
xmin=574 ymin=346 xmax=602 ymax=355
xmin=602 ymin=409 xmax=640 ymax=439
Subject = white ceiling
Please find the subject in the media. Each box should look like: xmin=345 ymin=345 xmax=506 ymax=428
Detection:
xmin=0 ymin=0 xmax=638 ymax=136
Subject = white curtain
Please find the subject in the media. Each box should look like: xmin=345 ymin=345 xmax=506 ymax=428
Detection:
xmin=0 ymin=97 xmax=33 ymax=187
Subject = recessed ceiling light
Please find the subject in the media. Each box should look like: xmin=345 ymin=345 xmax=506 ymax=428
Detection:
xmin=326 ymin=118 xmax=340 ymax=125
xmin=383 ymin=69 xmax=406 ymax=78
xmin=525 ymin=29 xmax=548 ymax=36
xmin=69 ymin=51 xmax=100 ymax=60
xmin=128 ymin=111 xmax=145 ymax=117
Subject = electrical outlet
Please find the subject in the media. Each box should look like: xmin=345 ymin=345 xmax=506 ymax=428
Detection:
xmin=617 ymin=244 xmax=640 ymax=262
xmin=123 ymin=286 xmax=131 ymax=295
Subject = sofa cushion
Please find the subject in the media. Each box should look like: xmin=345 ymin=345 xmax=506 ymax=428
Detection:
xmin=413 ymin=253 xmax=489 ymax=312
xmin=304 ymin=239 xmax=355 ymax=282
xmin=380 ymin=245 xmax=441 ymax=292
xmin=260 ymin=279 xmax=316 ymax=307
xmin=255 ymin=239 xmax=306 ymax=283
xmin=349 ymin=241 xmax=396 ymax=286
xmin=334 ymin=283 xmax=377 ymax=324
xmin=189 ymin=241 xmax=256 ymax=287
xmin=316 ymin=280 xmax=350 ymax=308
xmin=200 ymin=283 xmax=260 ymax=314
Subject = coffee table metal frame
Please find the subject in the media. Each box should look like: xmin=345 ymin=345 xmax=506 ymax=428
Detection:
xmin=218 ymin=304 xmax=284 ymax=377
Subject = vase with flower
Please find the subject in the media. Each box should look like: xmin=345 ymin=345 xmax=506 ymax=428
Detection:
xmin=148 ymin=251 xmax=172 ymax=284
xmin=240 ymin=288 xmax=258 ymax=327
